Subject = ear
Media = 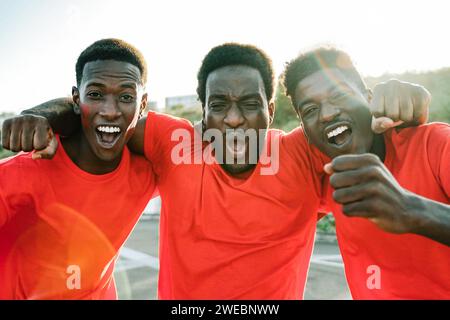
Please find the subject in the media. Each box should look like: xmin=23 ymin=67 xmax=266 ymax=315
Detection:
xmin=288 ymin=96 xmax=301 ymax=119
xmin=293 ymin=104 xmax=301 ymax=119
xmin=268 ymin=101 xmax=276 ymax=125
xmin=201 ymin=104 xmax=206 ymax=122
xmin=139 ymin=93 xmax=148 ymax=117
xmin=72 ymin=86 xmax=81 ymax=115
xmin=302 ymin=122 xmax=311 ymax=144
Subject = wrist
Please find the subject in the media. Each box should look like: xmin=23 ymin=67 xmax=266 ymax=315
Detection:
xmin=403 ymin=192 xmax=428 ymax=235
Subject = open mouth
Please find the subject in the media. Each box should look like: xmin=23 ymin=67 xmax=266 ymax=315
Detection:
xmin=225 ymin=132 xmax=247 ymax=160
xmin=95 ymin=125 xmax=122 ymax=149
xmin=325 ymin=124 xmax=353 ymax=146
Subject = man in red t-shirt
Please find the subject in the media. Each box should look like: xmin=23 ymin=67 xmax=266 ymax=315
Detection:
xmin=3 ymin=44 xmax=430 ymax=299
xmin=283 ymin=47 xmax=450 ymax=299
xmin=0 ymin=39 xmax=157 ymax=299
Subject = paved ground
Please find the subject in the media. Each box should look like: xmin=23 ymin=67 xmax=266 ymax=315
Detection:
xmin=114 ymin=216 xmax=351 ymax=300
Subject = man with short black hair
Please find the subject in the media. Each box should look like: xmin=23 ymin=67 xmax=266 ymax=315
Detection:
xmin=283 ymin=47 xmax=450 ymax=298
xmin=0 ymin=38 xmax=157 ymax=299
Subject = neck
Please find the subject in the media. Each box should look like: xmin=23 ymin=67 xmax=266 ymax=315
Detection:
xmin=61 ymin=131 xmax=122 ymax=175
xmin=369 ymin=133 xmax=386 ymax=162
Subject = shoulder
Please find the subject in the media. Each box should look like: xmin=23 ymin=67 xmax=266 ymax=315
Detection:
xmin=0 ymin=152 xmax=39 ymax=172
xmin=274 ymin=126 xmax=306 ymax=148
xmin=393 ymin=122 xmax=449 ymax=136
xmin=277 ymin=126 xmax=327 ymax=162
xmin=421 ymin=122 xmax=450 ymax=140
xmin=128 ymin=150 xmax=154 ymax=172
xmin=127 ymin=148 xmax=156 ymax=185
xmin=145 ymin=110 xmax=194 ymax=134
xmin=0 ymin=152 xmax=45 ymax=191
xmin=388 ymin=122 xmax=450 ymax=146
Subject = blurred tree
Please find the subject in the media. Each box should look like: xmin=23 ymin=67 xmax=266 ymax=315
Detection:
xmin=166 ymin=104 xmax=202 ymax=125
xmin=271 ymin=83 xmax=300 ymax=132
xmin=0 ymin=147 xmax=14 ymax=159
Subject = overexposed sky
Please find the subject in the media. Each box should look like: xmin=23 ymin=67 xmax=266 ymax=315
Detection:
xmin=1 ymin=0 xmax=449 ymax=113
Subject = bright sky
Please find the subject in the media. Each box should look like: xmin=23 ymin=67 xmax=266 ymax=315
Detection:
xmin=1 ymin=0 xmax=449 ymax=113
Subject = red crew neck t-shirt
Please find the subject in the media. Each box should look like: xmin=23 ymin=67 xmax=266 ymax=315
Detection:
xmin=144 ymin=111 xmax=326 ymax=299
xmin=0 ymin=136 xmax=157 ymax=299
xmin=326 ymin=123 xmax=450 ymax=299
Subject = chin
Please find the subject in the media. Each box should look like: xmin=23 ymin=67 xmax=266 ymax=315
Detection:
xmin=221 ymin=163 xmax=255 ymax=175
xmin=94 ymin=148 xmax=123 ymax=162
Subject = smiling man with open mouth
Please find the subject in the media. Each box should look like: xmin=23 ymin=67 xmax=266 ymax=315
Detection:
xmin=0 ymin=39 xmax=157 ymax=299
xmin=292 ymin=64 xmax=375 ymax=158
xmin=283 ymin=47 xmax=450 ymax=299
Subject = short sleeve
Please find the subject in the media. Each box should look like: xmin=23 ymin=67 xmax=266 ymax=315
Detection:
xmin=281 ymin=127 xmax=331 ymax=200
xmin=0 ymin=189 xmax=9 ymax=228
xmin=143 ymin=111 xmax=194 ymax=178
xmin=426 ymin=123 xmax=450 ymax=198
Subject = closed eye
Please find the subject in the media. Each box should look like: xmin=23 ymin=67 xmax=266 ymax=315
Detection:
xmin=241 ymin=101 xmax=261 ymax=110
xmin=209 ymin=102 xmax=227 ymax=111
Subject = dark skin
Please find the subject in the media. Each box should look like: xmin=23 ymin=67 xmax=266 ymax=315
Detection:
xmin=69 ymin=59 xmax=146 ymax=173
xmin=294 ymin=68 xmax=450 ymax=246
xmin=203 ymin=65 xmax=275 ymax=175
xmin=131 ymin=65 xmax=275 ymax=176
xmin=2 ymin=59 xmax=147 ymax=174
xmin=2 ymin=72 xmax=429 ymax=163
xmin=2 ymin=65 xmax=274 ymax=177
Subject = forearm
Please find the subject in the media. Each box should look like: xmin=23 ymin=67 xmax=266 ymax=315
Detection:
xmin=20 ymin=97 xmax=80 ymax=136
xmin=408 ymin=193 xmax=450 ymax=247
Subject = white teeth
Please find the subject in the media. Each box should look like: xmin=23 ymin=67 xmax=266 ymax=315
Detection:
xmin=97 ymin=126 xmax=121 ymax=133
xmin=327 ymin=125 xmax=349 ymax=139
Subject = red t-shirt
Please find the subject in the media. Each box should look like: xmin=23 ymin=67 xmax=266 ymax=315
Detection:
xmin=144 ymin=111 xmax=326 ymax=299
xmin=0 ymin=136 xmax=157 ymax=299
xmin=325 ymin=123 xmax=450 ymax=299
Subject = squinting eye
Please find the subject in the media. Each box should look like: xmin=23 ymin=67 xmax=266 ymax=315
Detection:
xmin=242 ymin=102 xmax=260 ymax=110
xmin=209 ymin=104 xmax=226 ymax=111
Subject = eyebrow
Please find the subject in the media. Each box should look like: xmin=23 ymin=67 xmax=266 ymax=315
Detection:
xmin=296 ymin=97 xmax=315 ymax=109
xmin=208 ymin=93 xmax=262 ymax=101
xmin=85 ymin=82 xmax=106 ymax=88
xmin=296 ymin=80 xmax=352 ymax=108
xmin=85 ymin=82 xmax=138 ymax=90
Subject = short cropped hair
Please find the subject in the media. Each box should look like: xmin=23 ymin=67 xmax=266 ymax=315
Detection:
xmin=75 ymin=38 xmax=147 ymax=86
xmin=197 ymin=43 xmax=275 ymax=105
xmin=283 ymin=47 xmax=367 ymax=106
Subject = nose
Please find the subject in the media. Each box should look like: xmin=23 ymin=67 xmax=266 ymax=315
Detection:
xmin=223 ymin=104 xmax=245 ymax=128
xmin=319 ymin=102 xmax=340 ymax=123
xmin=99 ymin=96 xmax=122 ymax=120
